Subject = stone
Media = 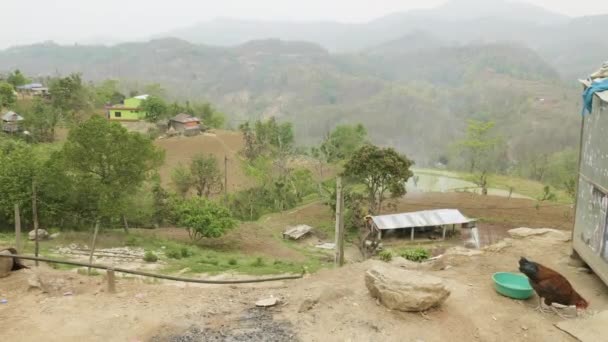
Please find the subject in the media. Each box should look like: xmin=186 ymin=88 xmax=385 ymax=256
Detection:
xmin=365 ymin=263 xmax=450 ymax=312
xmin=28 ymin=229 xmax=49 ymax=241
xmin=256 ymin=297 xmax=279 ymax=307
xmin=508 ymin=228 xmax=570 ymax=242
xmin=49 ymin=233 xmax=60 ymax=240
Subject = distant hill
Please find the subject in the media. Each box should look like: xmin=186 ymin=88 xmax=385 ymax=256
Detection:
xmin=0 ymin=38 xmax=580 ymax=166
xmin=153 ymin=0 xmax=604 ymax=79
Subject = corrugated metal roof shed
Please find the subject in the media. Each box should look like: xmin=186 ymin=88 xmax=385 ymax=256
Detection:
xmin=371 ymin=209 xmax=473 ymax=230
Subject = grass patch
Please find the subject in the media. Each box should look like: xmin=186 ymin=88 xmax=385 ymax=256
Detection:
xmin=399 ymin=247 xmax=430 ymax=262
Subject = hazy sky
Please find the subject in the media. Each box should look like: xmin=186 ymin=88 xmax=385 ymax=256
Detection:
xmin=2 ymin=0 xmax=607 ymax=48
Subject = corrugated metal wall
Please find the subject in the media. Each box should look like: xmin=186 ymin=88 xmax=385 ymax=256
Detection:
xmin=574 ymin=95 xmax=608 ymax=285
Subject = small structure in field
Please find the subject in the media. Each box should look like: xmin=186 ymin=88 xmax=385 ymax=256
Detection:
xmin=573 ymin=75 xmax=608 ymax=286
xmin=2 ymin=111 xmax=24 ymax=133
xmin=283 ymin=225 xmax=313 ymax=240
xmin=169 ymin=113 xmax=201 ymax=136
xmin=368 ymin=209 xmax=476 ymax=242
xmin=16 ymin=83 xmax=49 ymax=97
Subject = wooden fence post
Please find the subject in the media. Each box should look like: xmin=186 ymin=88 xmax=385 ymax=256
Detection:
xmin=14 ymin=204 xmax=21 ymax=252
xmin=107 ymin=268 xmax=116 ymax=293
xmin=335 ymin=177 xmax=345 ymax=267
xmin=88 ymin=220 xmax=100 ymax=275
xmin=32 ymin=181 xmax=39 ymax=266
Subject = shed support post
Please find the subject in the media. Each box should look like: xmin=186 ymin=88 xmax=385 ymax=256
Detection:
xmin=411 ymin=227 xmax=415 ymax=241
xmin=442 ymin=226 xmax=447 ymax=240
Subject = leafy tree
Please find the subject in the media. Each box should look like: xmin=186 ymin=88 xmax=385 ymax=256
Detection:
xmin=143 ymin=83 xmax=166 ymax=98
xmin=320 ymin=124 xmax=368 ymax=162
xmin=47 ymin=73 xmax=91 ymax=138
xmin=456 ymin=119 xmax=499 ymax=173
xmin=94 ymin=80 xmax=124 ymax=106
xmin=60 ymin=116 xmax=164 ymax=219
xmin=23 ymin=98 xmax=56 ymax=142
xmin=343 ymin=145 xmax=414 ymax=214
xmin=193 ymin=102 xmax=225 ymax=129
xmin=171 ymin=197 xmax=236 ymax=241
xmin=6 ymin=70 xmax=29 ymax=87
xmin=190 ymin=154 xmax=223 ymax=198
xmin=0 ymin=143 xmax=40 ymax=221
xmin=171 ymin=163 xmax=193 ymax=197
xmin=141 ymin=96 xmax=168 ymax=122
xmin=0 ymin=82 xmax=16 ymax=108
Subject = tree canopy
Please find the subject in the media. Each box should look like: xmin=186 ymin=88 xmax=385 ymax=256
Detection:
xmin=320 ymin=124 xmax=368 ymax=162
xmin=342 ymin=144 xmax=414 ymax=214
xmin=0 ymin=82 xmax=16 ymax=108
xmin=6 ymin=70 xmax=29 ymax=88
xmin=141 ymin=96 xmax=168 ymax=122
xmin=60 ymin=116 xmax=164 ymax=218
xmin=171 ymin=197 xmax=236 ymax=241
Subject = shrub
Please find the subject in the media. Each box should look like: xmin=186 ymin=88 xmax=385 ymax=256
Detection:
xmin=143 ymin=251 xmax=159 ymax=263
xmin=378 ymin=249 xmax=393 ymax=262
xmin=180 ymin=247 xmax=194 ymax=258
xmin=228 ymin=258 xmax=238 ymax=266
xmin=125 ymin=236 xmax=138 ymax=246
xmin=166 ymin=249 xmax=182 ymax=259
xmin=170 ymin=197 xmax=237 ymax=241
xmin=400 ymin=248 xmax=430 ymax=262
xmin=251 ymin=257 xmax=265 ymax=267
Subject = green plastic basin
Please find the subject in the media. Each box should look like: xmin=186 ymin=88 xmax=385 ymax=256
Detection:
xmin=492 ymin=272 xmax=534 ymax=300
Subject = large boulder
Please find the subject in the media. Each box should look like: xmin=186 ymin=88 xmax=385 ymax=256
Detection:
xmin=508 ymin=228 xmax=570 ymax=242
xmin=365 ymin=263 xmax=450 ymax=312
xmin=28 ymin=229 xmax=49 ymax=241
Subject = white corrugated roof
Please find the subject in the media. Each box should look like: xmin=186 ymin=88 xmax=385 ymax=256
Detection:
xmin=371 ymin=209 xmax=473 ymax=230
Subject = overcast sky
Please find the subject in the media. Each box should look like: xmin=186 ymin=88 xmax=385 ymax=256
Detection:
xmin=2 ymin=0 xmax=607 ymax=48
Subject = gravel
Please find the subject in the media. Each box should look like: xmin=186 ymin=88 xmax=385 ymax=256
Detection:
xmin=151 ymin=308 xmax=299 ymax=342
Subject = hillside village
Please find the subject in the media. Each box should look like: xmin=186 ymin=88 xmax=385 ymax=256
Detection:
xmin=1 ymin=0 xmax=608 ymax=341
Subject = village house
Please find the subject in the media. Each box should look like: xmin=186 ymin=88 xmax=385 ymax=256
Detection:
xmin=169 ymin=113 xmax=202 ymax=136
xmin=16 ymin=83 xmax=49 ymax=97
xmin=573 ymin=77 xmax=608 ymax=285
xmin=1 ymin=111 xmax=24 ymax=133
xmin=106 ymin=94 xmax=149 ymax=121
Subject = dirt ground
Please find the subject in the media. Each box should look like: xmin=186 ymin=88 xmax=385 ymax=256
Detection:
xmin=1 ymin=231 xmax=606 ymax=342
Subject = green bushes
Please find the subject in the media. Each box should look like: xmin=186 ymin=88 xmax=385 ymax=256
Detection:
xmin=378 ymin=249 xmax=393 ymax=262
xmin=143 ymin=251 xmax=158 ymax=263
xmin=399 ymin=248 xmax=430 ymax=262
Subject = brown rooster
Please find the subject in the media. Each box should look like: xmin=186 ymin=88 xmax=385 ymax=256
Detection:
xmin=519 ymin=257 xmax=588 ymax=316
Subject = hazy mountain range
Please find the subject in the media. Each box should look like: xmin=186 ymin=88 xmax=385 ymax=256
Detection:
xmin=0 ymin=0 xmax=602 ymax=165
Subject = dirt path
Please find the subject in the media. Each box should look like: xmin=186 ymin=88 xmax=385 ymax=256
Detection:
xmin=1 ymin=232 xmax=606 ymax=342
